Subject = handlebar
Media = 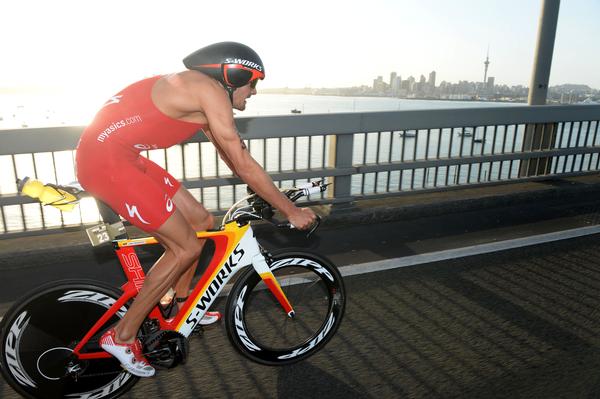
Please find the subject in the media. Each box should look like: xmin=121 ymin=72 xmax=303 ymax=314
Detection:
xmin=223 ymin=180 xmax=329 ymax=237
xmin=275 ymin=215 xmax=322 ymax=236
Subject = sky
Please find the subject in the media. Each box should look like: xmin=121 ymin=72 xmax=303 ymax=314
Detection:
xmin=1 ymin=0 xmax=598 ymax=103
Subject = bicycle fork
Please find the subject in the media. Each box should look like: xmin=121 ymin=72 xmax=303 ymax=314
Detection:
xmin=251 ymin=253 xmax=295 ymax=318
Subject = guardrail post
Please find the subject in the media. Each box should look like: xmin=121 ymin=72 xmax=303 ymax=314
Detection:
xmin=519 ymin=122 xmax=557 ymax=176
xmin=328 ymin=134 xmax=354 ymax=202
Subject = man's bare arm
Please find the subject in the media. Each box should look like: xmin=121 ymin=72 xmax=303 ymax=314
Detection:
xmin=208 ymin=130 xmax=245 ymax=175
xmin=198 ymin=82 xmax=302 ymax=219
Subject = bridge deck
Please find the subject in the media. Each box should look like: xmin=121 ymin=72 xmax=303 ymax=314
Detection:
xmin=2 ymin=235 xmax=600 ymax=398
xmin=2 ymin=175 xmax=600 ymax=397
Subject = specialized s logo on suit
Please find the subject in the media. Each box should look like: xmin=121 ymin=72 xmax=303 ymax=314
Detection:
xmin=164 ymin=177 xmax=174 ymax=188
xmin=125 ymin=203 xmax=151 ymax=225
xmin=102 ymin=95 xmax=123 ymax=108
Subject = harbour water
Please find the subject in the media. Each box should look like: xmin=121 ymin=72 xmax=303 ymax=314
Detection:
xmin=0 ymin=92 xmax=512 ymax=129
xmin=244 ymin=94 xmax=513 ymax=115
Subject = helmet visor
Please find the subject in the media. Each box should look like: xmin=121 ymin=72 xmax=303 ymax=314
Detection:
xmin=223 ymin=64 xmax=265 ymax=87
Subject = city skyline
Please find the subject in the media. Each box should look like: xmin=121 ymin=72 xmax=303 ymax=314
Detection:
xmin=265 ymin=62 xmax=598 ymax=104
xmin=271 ymin=59 xmax=597 ymax=94
xmin=1 ymin=0 xmax=599 ymax=102
xmin=363 ymin=41 xmax=599 ymax=93
xmin=366 ymin=68 xmax=596 ymax=103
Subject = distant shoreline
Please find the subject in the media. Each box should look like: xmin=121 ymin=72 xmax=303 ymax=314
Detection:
xmin=258 ymin=90 xmax=527 ymax=104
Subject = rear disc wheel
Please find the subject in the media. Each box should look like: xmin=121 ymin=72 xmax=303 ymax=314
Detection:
xmin=0 ymin=280 xmax=138 ymax=399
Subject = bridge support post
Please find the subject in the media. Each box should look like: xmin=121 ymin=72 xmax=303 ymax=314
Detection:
xmin=520 ymin=0 xmax=560 ymax=178
xmin=519 ymin=122 xmax=558 ymax=176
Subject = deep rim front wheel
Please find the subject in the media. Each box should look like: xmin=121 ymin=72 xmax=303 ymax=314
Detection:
xmin=225 ymin=250 xmax=345 ymax=365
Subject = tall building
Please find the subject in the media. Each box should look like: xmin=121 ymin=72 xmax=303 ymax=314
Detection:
xmin=405 ymin=76 xmax=416 ymax=93
xmin=373 ymin=76 xmax=386 ymax=93
xmin=486 ymin=76 xmax=495 ymax=92
xmin=428 ymin=71 xmax=436 ymax=91
xmin=390 ymin=72 xmax=397 ymax=86
xmin=391 ymin=75 xmax=401 ymax=95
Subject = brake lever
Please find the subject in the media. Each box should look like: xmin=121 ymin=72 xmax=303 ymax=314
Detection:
xmin=305 ymin=215 xmax=321 ymax=238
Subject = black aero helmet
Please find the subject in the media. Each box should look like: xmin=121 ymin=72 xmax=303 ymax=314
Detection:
xmin=183 ymin=42 xmax=265 ymax=101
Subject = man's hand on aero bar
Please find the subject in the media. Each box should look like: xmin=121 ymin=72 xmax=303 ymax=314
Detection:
xmin=287 ymin=207 xmax=317 ymax=230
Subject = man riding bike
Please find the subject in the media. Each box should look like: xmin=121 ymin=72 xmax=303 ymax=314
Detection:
xmin=75 ymin=42 xmax=317 ymax=377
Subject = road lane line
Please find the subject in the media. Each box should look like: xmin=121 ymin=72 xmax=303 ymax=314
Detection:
xmin=338 ymin=224 xmax=600 ymax=277
xmin=2 ymin=225 xmax=600 ymax=320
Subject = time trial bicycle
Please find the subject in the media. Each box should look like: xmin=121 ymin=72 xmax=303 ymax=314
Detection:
xmin=0 ymin=178 xmax=346 ymax=399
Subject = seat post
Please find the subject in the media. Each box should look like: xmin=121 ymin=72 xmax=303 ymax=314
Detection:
xmin=96 ymin=200 xmax=129 ymax=240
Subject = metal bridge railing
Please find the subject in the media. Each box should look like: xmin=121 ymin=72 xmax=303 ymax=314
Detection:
xmin=1 ymin=104 xmax=599 ymax=235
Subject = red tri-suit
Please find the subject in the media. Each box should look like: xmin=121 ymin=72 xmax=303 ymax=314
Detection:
xmin=76 ymin=76 xmax=206 ymax=230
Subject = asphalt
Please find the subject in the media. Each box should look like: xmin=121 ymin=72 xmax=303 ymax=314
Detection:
xmin=3 ymin=175 xmax=600 ymax=398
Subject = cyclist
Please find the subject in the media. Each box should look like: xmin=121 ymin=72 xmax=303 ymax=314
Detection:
xmin=75 ymin=41 xmax=317 ymax=377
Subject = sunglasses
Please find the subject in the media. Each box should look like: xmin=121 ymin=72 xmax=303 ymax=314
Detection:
xmin=196 ymin=63 xmax=264 ymax=87
xmin=223 ymin=64 xmax=264 ymax=87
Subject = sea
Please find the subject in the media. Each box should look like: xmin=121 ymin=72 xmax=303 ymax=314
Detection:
xmin=0 ymin=92 xmax=514 ymax=129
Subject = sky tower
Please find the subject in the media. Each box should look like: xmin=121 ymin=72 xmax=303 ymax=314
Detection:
xmin=483 ymin=47 xmax=490 ymax=84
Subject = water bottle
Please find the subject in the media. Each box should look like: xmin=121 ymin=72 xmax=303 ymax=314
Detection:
xmin=17 ymin=177 xmax=77 ymax=211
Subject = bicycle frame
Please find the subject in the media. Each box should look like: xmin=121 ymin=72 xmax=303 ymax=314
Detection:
xmin=72 ymin=221 xmax=294 ymax=360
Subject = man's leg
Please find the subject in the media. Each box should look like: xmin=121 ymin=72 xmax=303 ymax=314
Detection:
xmin=101 ymin=208 xmax=203 ymax=376
xmin=114 ymin=209 xmax=203 ymax=343
xmin=169 ymin=187 xmax=214 ymax=301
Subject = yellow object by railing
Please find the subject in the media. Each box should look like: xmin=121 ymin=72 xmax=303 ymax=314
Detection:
xmin=18 ymin=177 xmax=79 ymax=212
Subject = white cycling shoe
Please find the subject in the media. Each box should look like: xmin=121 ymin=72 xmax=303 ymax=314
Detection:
xmin=199 ymin=311 xmax=221 ymax=325
xmin=173 ymin=295 xmax=222 ymax=326
xmin=100 ymin=328 xmax=155 ymax=378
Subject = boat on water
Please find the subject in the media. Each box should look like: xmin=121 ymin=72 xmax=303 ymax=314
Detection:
xmin=398 ymin=130 xmax=416 ymax=138
xmin=458 ymin=127 xmax=474 ymax=136
xmin=291 ymin=108 xmax=302 ymax=114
